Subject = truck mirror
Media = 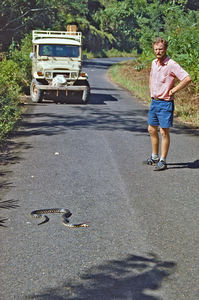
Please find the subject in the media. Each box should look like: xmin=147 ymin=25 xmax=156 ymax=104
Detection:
xmin=83 ymin=54 xmax=87 ymax=60
xmin=30 ymin=52 xmax=35 ymax=59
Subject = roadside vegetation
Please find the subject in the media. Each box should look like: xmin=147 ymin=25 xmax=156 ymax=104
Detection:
xmin=0 ymin=0 xmax=199 ymax=140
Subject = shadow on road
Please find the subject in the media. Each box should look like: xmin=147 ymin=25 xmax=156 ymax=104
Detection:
xmin=26 ymin=253 xmax=176 ymax=300
xmin=167 ymin=159 xmax=199 ymax=169
xmin=32 ymin=92 xmax=119 ymax=105
xmin=0 ymin=199 xmax=20 ymax=209
xmin=89 ymin=92 xmax=118 ymax=105
xmin=21 ymin=96 xmax=199 ymax=139
xmin=0 ymin=140 xmax=31 ymax=165
xmin=0 ymin=141 xmax=30 ymax=227
xmin=0 ymin=199 xmax=20 ymax=227
xmin=17 ymin=104 xmax=148 ymax=138
xmin=171 ymin=124 xmax=199 ymax=137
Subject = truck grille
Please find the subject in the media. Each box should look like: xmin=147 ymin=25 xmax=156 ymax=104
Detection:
xmin=53 ymin=72 xmax=77 ymax=80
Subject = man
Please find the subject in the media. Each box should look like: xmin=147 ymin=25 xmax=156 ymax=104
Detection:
xmin=143 ymin=37 xmax=191 ymax=171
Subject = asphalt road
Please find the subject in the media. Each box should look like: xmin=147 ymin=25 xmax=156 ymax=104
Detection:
xmin=0 ymin=58 xmax=199 ymax=300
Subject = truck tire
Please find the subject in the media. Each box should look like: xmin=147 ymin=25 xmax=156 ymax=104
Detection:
xmin=30 ymin=79 xmax=43 ymax=103
xmin=74 ymin=80 xmax=90 ymax=104
xmin=82 ymin=85 xmax=90 ymax=104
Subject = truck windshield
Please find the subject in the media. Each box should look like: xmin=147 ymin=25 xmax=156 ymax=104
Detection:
xmin=39 ymin=45 xmax=79 ymax=57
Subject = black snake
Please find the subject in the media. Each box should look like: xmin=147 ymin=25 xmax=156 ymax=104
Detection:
xmin=30 ymin=208 xmax=88 ymax=228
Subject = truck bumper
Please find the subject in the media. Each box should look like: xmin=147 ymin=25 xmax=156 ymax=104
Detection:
xmin=36 ymin=85 xmax=90 ymax=101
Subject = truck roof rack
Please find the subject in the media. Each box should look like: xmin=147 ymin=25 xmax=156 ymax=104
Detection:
xmin=32 ymin=30 xmax=82 ymax=43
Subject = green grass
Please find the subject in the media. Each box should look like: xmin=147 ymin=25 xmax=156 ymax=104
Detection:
xmin=109 ymin=62 xmax=150 ymax=105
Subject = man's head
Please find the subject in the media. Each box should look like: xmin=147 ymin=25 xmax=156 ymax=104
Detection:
xmin=152 ymin=37 xmax=168 ymax=62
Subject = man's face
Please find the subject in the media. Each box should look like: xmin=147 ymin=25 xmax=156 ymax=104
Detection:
xmin=153 ymin=42 xmax=167 ymax=61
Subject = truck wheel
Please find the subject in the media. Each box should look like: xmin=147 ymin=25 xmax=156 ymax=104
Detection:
xmin=74 ymin=80 xmax=90 ymax=104
xmin=30 ymin=79 xmax=43 ymax=103
xmin=82 ymin=81 xmax=90 ymax=104
xmin=82 ymin=85 xmax=90 ymax=104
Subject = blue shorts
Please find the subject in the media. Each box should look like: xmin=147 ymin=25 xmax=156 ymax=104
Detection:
xmin=148 ymin=99 xmax=174 ymax=128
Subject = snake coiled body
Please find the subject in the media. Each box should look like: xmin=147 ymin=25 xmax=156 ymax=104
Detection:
xmin=30 ymin=208 xmax=88 ymax=228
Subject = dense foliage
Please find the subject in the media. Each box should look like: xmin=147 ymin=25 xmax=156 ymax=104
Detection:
xmin=0 ymin=59 xmax=22 ymax=139
xmin=0 ymin=0 xmax=199 ymax=138
xmin=1 ymin=0 xmax=199 ymax=53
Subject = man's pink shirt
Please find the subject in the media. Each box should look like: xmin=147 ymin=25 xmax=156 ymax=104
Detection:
xmin=150 ymin=56 xmax=189 ymax=101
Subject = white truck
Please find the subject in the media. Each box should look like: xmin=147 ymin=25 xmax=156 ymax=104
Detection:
xmin=30 ymin=27 xmax=90 ymax=104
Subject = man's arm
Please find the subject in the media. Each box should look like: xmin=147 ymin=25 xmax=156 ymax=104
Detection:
xmin=169 ymin=75 xmax=192 ymax=96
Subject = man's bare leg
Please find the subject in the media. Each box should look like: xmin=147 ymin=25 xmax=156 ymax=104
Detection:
xmin=148 ymin=125 xmax=159 ymax=155
xmin=160 ymin=127 xmax=170 ymax=159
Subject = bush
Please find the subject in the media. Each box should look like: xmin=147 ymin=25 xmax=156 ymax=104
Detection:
xmin=0 ymin=34 xmax=33 ymax=140
xmin=0 ymin=59 xmax=23 ymax=139
xmin=8 ymin=33 xmax=32 ymax=90
xmin=165 ymin=9 xmax=199 ymax=91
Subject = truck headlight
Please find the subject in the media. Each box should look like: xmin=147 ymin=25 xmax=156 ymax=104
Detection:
xmin=71 ymin=72 xmax=77 ymax=79
xmin=45 ymin=72 xmax=53 ymax=79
